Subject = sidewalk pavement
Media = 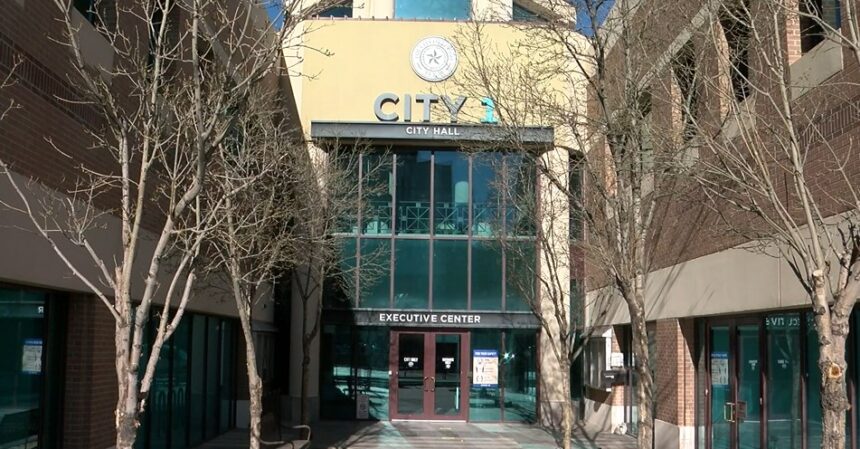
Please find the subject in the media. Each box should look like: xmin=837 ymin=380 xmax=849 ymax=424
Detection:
xmin=193 ymin=421 xmax=636 ymax=449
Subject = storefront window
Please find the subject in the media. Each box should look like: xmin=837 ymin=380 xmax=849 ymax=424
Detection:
xmin=394 ymin=0 xmax=471 ymax=20
xmin=320 ymin=326 xmax=390 ymax=420
xmin=766 ymin=314 xmax=801 ymax=449
xmin=0 ymin=289 xmax=62 ymax=449
xmin=503 ymin=330 xmax=537 ymax=422
xmin=470 ymin=330 xmax=502 ymax=421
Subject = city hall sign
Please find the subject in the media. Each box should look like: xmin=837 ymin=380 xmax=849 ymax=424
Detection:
xmin=373 ymin=92 xmax=496 ymax=124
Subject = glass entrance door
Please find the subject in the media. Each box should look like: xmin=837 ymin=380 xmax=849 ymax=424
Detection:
xmin=708 ymin=321 xmax=762 ymax=449
xmin=390 ymin=330 xmax=469 ymax=420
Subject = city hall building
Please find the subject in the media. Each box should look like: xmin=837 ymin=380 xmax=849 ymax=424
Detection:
xmin=282 ymin=0 xmax=582 ymax=424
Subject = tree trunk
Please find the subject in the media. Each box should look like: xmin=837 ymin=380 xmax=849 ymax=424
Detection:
xmin=819 ymin=328 xmax=850 ymax=449
xmin=115 ymin=318 xmax=139 ymax=449
xmin=239 ymin=314 xmax=263 ymax=449
xmin=300 ymin=341 xmax=310 ymax=428
xmin=562 ymin=397 xmax=573 ymax=449
xmin=630 ymin=301 xmax=653 ymax=449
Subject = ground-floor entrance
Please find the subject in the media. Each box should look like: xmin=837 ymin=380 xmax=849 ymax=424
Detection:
xmin=389 ymin=330 xmax=470 ymax=420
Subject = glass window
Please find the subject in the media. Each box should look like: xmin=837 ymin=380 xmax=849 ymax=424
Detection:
xmin=171 ymin=319 xmax=191 ymax=449
xmin=219 ymin=321 xmax=235 ymax=432
xmin=472 ymin=153 xmax=503 ymax=238
xmin=808 ymin=314 xmax=823 ymax=449
xmin=434 ymin=152 xmax=470 ymax=236
xmin=205 ymin=318 xmax=220 ymax=438
xmin=150 ymin=327 xmax=171 ymax=449
xmin=396 ymin=152 xmax=432 ymax=235
xmin=325 ymin=238 xmax=357 ymax=308
xmin=320 ymin=324 xmax=356 ymax=419
xmin=503 ymin=330 xmax=537 ymax=422
xmin=362 ymin=153 xmax=393 ymax=236
xmin=504 ymin=154 xmax=537 ymax=237
xmin=356 ymin=328 xmax=390 ymax=419
xmin=333 ymin=151 xmax=360 ymax=234
xmin=318 ymin=1 xmax=352 ymax=17
xmin=359 ymin=238 xmax=391 ymax=308
xmin=395 ymin=0 xmax=471 ymax=19
xmin=188 ymin=315 xmax=206 ymax=446
xmin=470 ymin=330 xmax=501 ymax=421
xmin=394 ymin=239 xmax=430 ymax=309
xmin=512 ymin=3 xmax=544 ymax=21
xmin=505 ymin=241 xmax=535 ymax=312
xmin=471 ymin=241 xmax=503 ymax=310
xmin=433 ymin=240 xmax=468 ymax=310
xmin=766 ymin=314 xmax=801 ymax=449
xmin=0 ymin=290 xmax=50 ymax=449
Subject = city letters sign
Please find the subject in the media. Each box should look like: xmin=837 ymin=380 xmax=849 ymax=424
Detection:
xmin=374 ymin=93 xmax=497 ymax=124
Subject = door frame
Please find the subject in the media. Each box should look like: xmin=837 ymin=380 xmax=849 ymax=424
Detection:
xmin=704 ymin=317 xmax=764 ymax=449
xmin=389 ymin=328 xmax=470 ymax=420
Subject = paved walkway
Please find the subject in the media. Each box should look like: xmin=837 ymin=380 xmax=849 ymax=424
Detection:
xmin=194 ymin=421 xmax=635 ymax=449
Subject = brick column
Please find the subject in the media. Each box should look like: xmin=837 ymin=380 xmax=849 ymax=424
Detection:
xmin=63 ymin=294 xmax=118 ymax=449
xmin=654 ymin=319 xmax=696 ymax=449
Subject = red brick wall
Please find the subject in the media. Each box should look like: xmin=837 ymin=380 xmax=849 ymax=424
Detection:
xmin=63 ymin=294 xmax=118 ymax=449
xmin=654 ymin=319 xmax=696 ymax=427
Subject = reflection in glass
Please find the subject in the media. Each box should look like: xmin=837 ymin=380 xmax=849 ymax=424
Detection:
xmin=189 ymin=315 xmax=206 ymax=445
xmin=219 ymin=321 xmax=234 ymax=432
xmin=505 ymin=154 xmax=537 ymax=236
xmin=205 ymin=319 xmax=219 ymax=439
xmin=0 ymin=290 xmax=47 ymax=449
xmin=320 ymin=324 xmax=357 ymax=419
xmin=394 ymin=239 xmax=430 ymax=309
xmin=433 ymin=240 xmax=467 ymax=310
xmin=503 ymin=330 xmax=537 ymax=422
xmin=505 ymin=241 xmax=535 ymax=312
xmin=362 ymin=153 xmax=393 ymax=236
xmin=471 ymin=241 xmax=503 ymax=310
xmin=470 ymin=330 xmax=501 ymax=421
xmin=171 ymin=320 xmax=190 ymax=449
xmin=737 ymin=324 xmax=761 ymax=449
xmin=324 ymin=238 xmax=357 ymax=308
xmin=394 ymin=0 xmax=471 ymax=19
xmin=766 ymin=314 xmax=801 ymax=449
xmin=359 ymin=238 xmax=391 ymax=308
xmin=397 ymin=333 xmax=425 ymax=415
xmin=434 ymin=152 xmax=469 ymax=235
xmin=396 ymin=152 xmax=432 ymax=235
xmin=150 ymin=325 xmax=170 ymax=449
xmin=435 ymin=334 xmax=461 ymax=415
xmin=710 ymin=326 xmax=731 ymax=449
xmin=472 ymin=153 xmax=503 ymax=237
xmin=356 ymin=328 xmax=390 ymax=419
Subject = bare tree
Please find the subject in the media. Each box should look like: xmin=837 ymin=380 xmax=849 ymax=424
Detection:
xmin=453 ymin=1 xmax=694 ymax=447
xmin=474 ymin=150 xmax=612 ymax=449
xmin=0 ymin=1 xmax=310 ymax=446
xmin=204 ymin=87 xmax=302 ymax=449
xmin=686 ymin=1 xmax=860 ymax=448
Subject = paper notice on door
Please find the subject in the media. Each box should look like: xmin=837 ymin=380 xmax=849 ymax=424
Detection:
xmin=711 ymin=352 xmax=728 ymax=386
xmin=356 ymin=394 xmax=369 ymax=419
xmin=472 ymin=349 xmax=498 ymax=387
xmin=21 ymin=338 xmax=42 ymax=375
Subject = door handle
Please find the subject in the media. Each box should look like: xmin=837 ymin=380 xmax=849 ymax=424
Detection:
xmin=423 ymin=376 xmax=429 ymax=392
xmin=724 ymin=402 xmax=735 ymax=423
xmin=429 ymin=376 xmax=436 ymax=392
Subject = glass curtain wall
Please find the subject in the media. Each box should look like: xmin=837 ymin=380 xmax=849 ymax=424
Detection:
xmin=0 ymin=287 xmax=64 ymax=449
xmin=469 ymin=329 xmax=537 ymax=422
xmin=394 ymin=0 xmax=471 ymax=19
xmin=331 ymin=149 xmax=536 ymax=313
xmin=137 ymin=313 xmax=237 ymax=449
xmin=320 ymin=325 xmax=390 ymax=420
